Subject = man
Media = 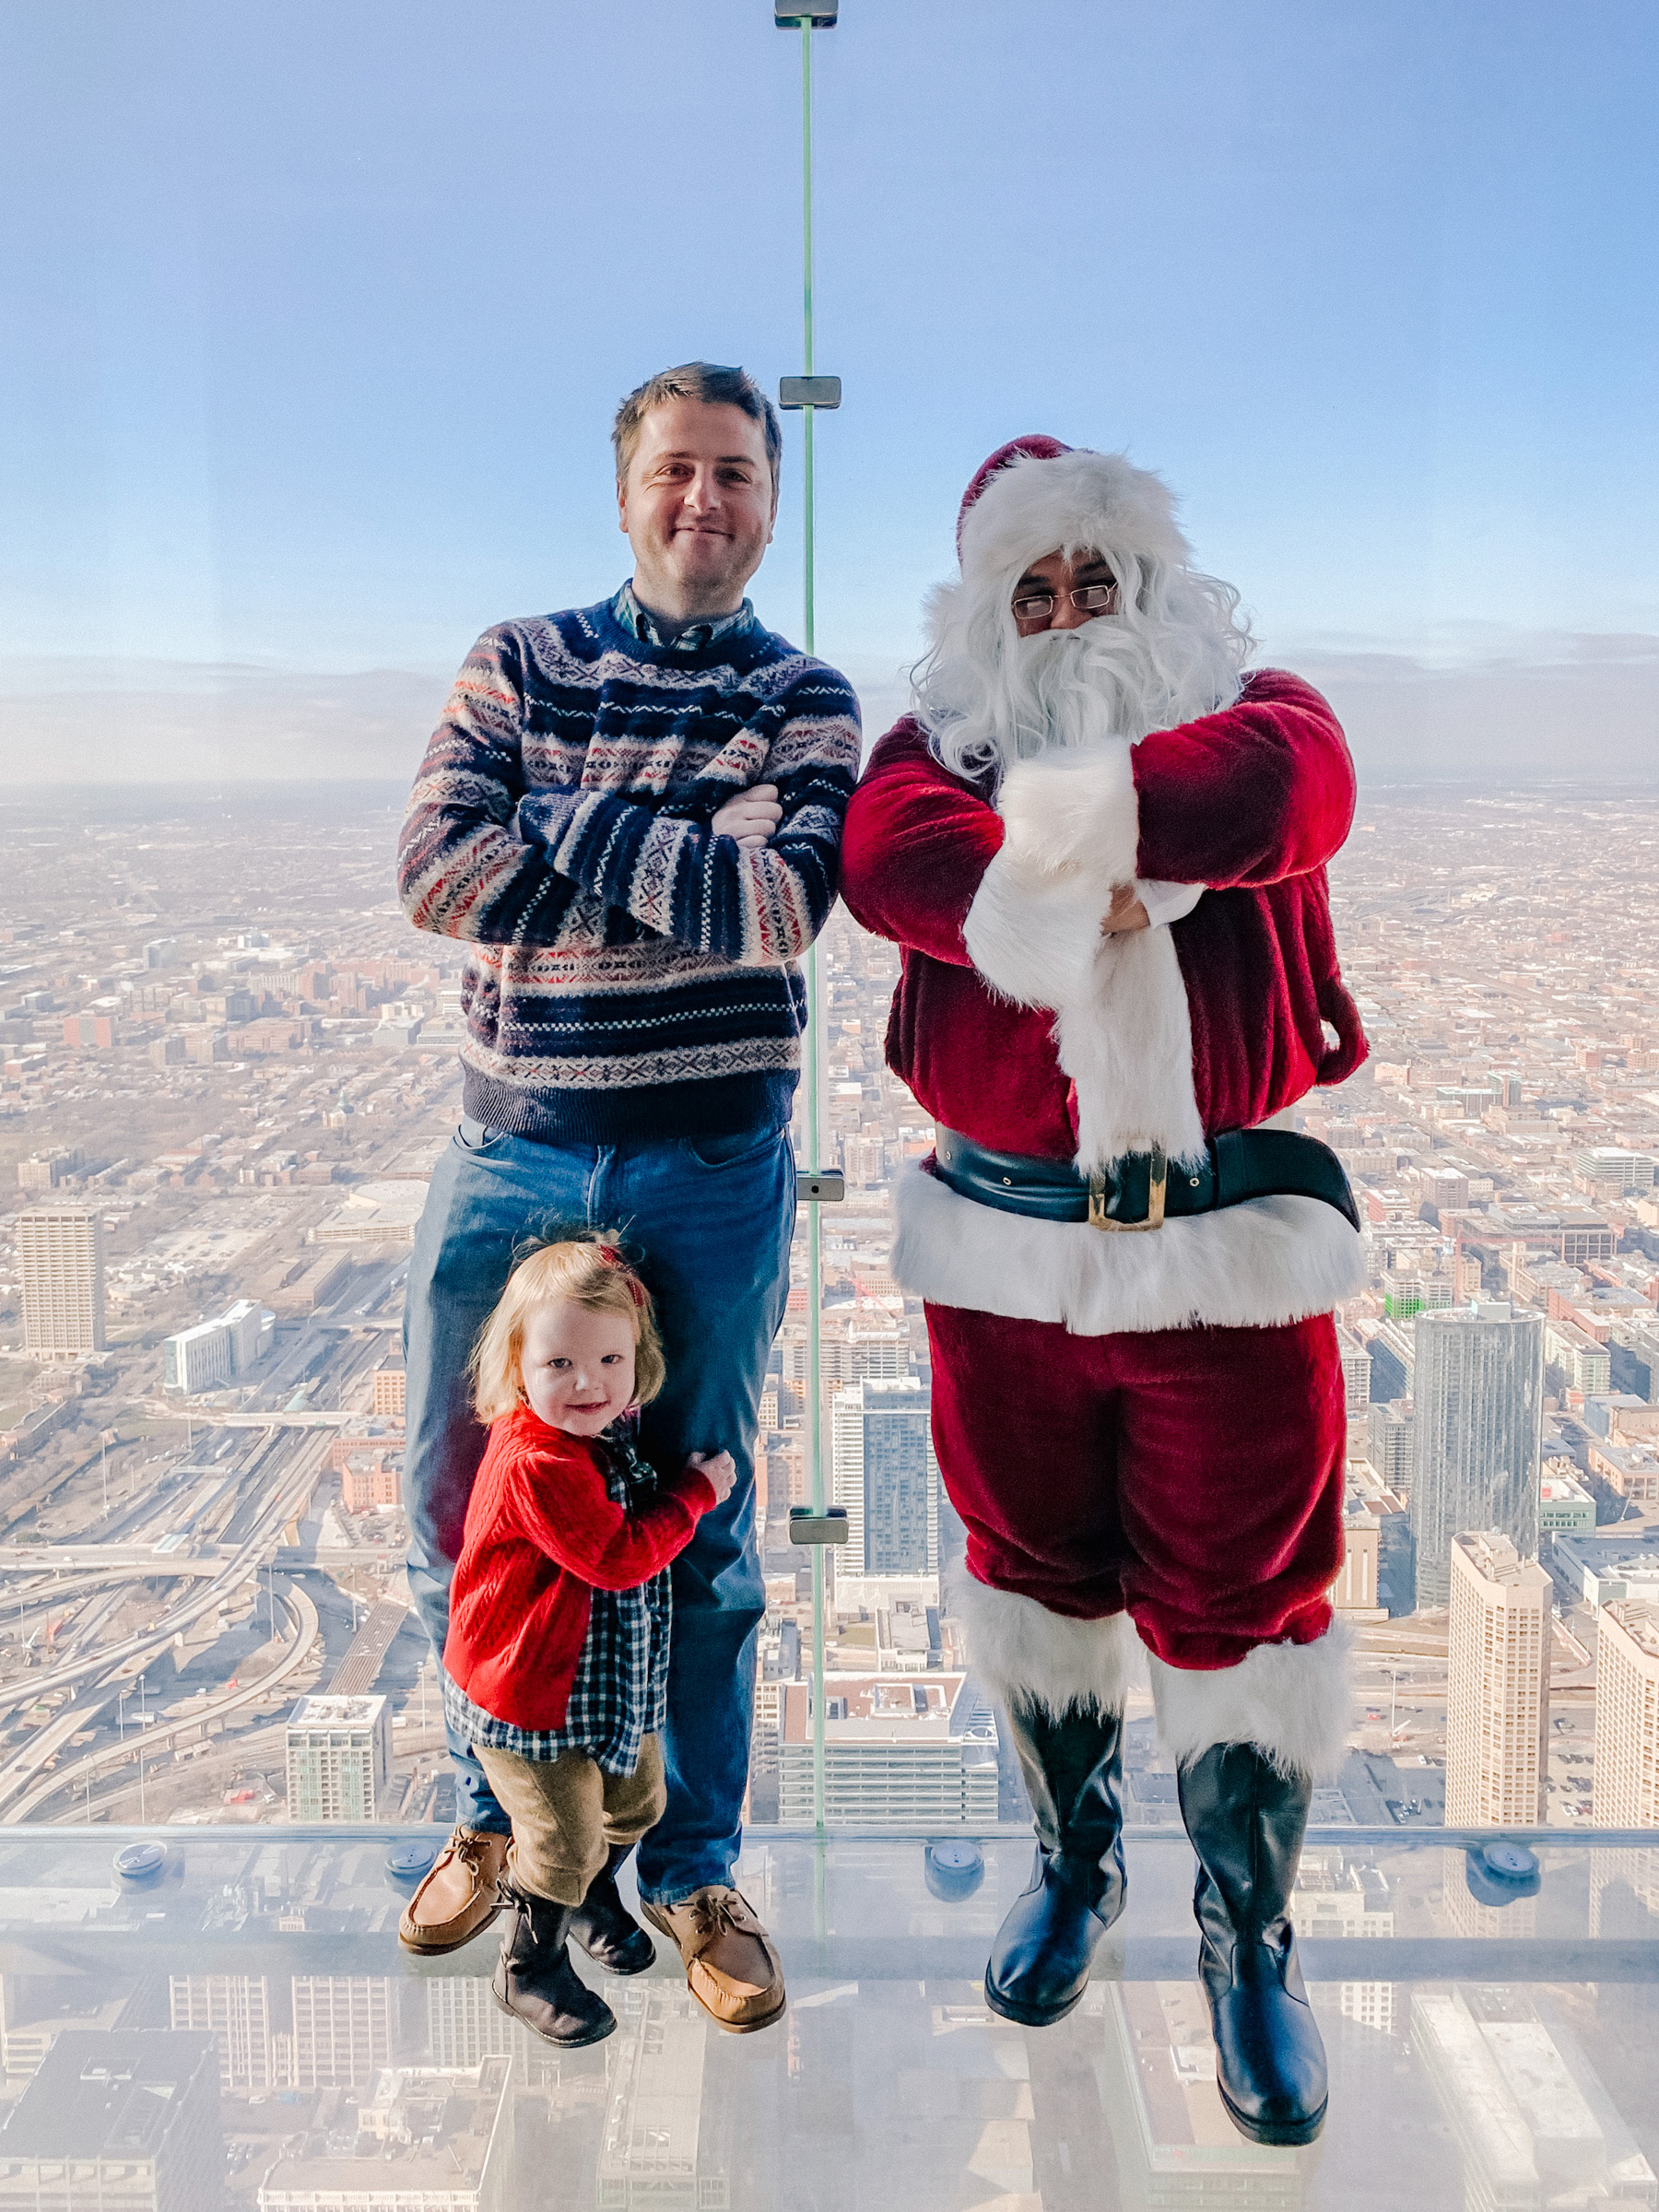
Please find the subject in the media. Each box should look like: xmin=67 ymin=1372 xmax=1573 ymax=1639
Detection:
xmin=841 ymin=437 xmax=1368 ymax=2146
xmin=394 ymin=362 xmax=860 ymax=2034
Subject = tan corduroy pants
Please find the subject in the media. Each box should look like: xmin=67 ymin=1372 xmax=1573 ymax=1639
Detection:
xmin=475 ymin=1735 xmax=665 ymax=1907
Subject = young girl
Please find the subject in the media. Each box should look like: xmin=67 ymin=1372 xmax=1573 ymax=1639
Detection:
xmin=441 ymin=1236 xmax=735 ymax=2047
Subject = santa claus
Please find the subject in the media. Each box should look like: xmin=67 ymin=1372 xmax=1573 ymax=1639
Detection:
xmin=841 ymin=437 xmax=1369 ymax=2147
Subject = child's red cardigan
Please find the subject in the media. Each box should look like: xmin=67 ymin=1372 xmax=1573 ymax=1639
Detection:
xmin=441 ymin=1405 xmax=716 ymax=1732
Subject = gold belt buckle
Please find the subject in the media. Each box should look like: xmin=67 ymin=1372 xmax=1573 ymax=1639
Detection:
xmin=1088 ymin=1146 xmax=1168 ymax=1231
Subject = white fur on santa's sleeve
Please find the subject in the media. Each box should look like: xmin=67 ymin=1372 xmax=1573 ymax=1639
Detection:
xmin=995 ymin=738 xmax=1139 ymax=883
xmin=1137 ymin=879 xmax=1204 ymax=929
xmin=962 ymin=846 xmax=1108 ymax=1008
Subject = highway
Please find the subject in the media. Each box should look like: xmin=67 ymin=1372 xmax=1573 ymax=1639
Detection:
xmin=0 ymin=1255 xmax=410 ymax=1824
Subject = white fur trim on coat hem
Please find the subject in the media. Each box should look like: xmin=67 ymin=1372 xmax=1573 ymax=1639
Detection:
xmin=950 ymin=1568 xmax=1141 ymax=1718
xmin=894 ymin=1159 xmax=1366 ymax=1336
xmin=1147 ymin=1622 xmax=1353 ymax=1783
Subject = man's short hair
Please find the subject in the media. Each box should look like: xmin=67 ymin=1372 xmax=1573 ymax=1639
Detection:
xmin=612 ymin=362 xmax=782 ymax=497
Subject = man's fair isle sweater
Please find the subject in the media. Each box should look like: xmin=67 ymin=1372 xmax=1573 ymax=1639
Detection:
xmin=397 ymin=588 xmax=862 ymax=1142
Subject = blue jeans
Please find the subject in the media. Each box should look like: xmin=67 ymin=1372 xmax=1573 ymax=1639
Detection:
xmin=403 ymin=1114 xmax=795 ymax=1904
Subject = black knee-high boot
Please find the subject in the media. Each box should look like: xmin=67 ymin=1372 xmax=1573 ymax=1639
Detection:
xmin=493 ymin=1887 xmax=617 ymax=2046
xmin=1177 ymin=1743 xmax=1327 ymax=2147
xmin=568 ymin=1842 xmax=655 ymax=1973
xmin=984 ymin=1702 xmax=1126 ymax=2027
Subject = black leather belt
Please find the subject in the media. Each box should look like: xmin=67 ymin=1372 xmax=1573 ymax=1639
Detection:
xmin=933 ymin=1125 xmax=1359 ymax=1233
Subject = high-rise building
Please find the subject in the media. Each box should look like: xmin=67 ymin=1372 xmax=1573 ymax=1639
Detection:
xmin=1367 ymin=1399 xmax=1413 ymax=1496
xmin=17 ymin=1207 xmax=104 ymax=1362
xmin=169 ymin=1975 xmax=276 ymax=2091
xmin=1411 ymin=1306 xmax=1544 ymax=1606
xmin=284 ymin=1978 xmax=394 ymax=2091
xmin=0 ymin=2030 xmax=221 ymax=2212
xmin=830 ymin=1377 xmax=938 ymax=1576
xmin=284 ymin=1695 xmax=390 ymax=1821
xmin=1594 ymin=1599 xmax=1659 ymax=1828
xmin=1445 ymin=1530 xmax=1552 ymax=1825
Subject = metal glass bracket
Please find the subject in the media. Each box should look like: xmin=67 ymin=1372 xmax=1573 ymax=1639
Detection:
xmin=789 ymin=1506 xmax=849 ymax=1546
xmin=779 ymin=375 xmax=841 ymax=409
xmin=797 ymin=1169 xmax=844 ymax=1203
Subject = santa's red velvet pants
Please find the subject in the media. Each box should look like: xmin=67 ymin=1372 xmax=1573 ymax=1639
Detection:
xmin=925 ymin=1303 xmax=1346 ymax=1672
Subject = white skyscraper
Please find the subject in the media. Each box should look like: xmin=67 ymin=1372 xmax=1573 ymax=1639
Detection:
xmin=1594 ymin=1598 xmax=1659 ymax=1828
xmin=17 ymin=1206 xmax=105 ymax=1361
xmin=1446 ymin=1529 xmax=1551 ymax=1825
xmin=284 ymin=1695 xmax=390 ymax=1820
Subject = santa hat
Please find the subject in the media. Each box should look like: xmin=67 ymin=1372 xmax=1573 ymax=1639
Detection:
xmin=956 ymin=435 xmax=1194 ymax=582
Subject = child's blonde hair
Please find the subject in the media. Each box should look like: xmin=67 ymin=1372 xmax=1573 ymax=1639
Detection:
xmin=469 ymin=1236 xmax=665 ymax=1423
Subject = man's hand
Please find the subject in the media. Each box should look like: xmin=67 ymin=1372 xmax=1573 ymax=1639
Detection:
xmin=711 ymin=782 xmax=782 ymax=848
xmin=1100 ymin=884 xmax=1150 ymax=935
xmin=687 ymin=1449 xmax=737 ymax=1504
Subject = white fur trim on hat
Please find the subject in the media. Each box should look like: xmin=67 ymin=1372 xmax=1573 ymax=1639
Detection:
xmin=893 ymin=1159 xmax=1367 ymax=1336
xmin=950 ymin=1567 xmax=1141 ymax=1719
xmin=1147 ymin=1621 xmax=1354 ymax=1783
xmin=958 ymin=447 xmax=1193 ymax=586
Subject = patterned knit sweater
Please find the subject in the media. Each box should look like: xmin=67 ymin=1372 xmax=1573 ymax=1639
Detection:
xmin=397 ymin=590 xmax=862 ymax=1141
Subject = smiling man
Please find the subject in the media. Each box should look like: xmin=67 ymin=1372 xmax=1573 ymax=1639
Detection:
xmin=394 ymin=363 xmax=860 ymax=2033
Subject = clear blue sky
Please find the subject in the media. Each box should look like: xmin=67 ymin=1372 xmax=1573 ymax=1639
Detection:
xmin=3 ymin=0 xmax=1654 ymax=689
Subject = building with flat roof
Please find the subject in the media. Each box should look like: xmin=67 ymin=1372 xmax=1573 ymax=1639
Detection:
xmin=1555 ymin=1535 xmax=1659 ymax=1612
xmin=284 ymin=1695 xmax=390 ymax=1821
xmin=1412 ymin=1988 xmax=1654 ymax=2209
xmin=0 ymin=2030 xmax=221 ymax=2212
xmin=779 ymin=1673 xmax=997 ymax=1825
xmin=258 ymin=2057 xmax=508 ymax=2210
xmin=17 ymin=1206 xmax=104 ymax=1362
xmin=1538 ymin=1462 xmax=1596 ymax=1535
xmin=1594 ymin=1600 xmax=1659 ymax=1829
xmin=1446 ymin=1529 xmax=1552 ymax=1827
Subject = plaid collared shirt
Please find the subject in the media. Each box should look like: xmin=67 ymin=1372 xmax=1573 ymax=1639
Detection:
xmin=611 ymin=579 xmax=758 ymax=653
xmin=441 ymin=1426 xmax=672 ymax=1778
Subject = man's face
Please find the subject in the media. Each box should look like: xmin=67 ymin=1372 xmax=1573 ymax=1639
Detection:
xmin=618 ymin=398 xmax=777 ymax=619
xmin=1011 ymin=547 xmax=1120 ymax=636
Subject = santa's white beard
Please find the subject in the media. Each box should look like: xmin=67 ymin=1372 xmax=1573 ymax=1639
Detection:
xmin=921 ymin=598 xmax=1244 ymax=784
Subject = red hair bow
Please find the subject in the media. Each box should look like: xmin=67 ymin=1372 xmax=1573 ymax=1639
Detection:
xmin=597 ymin=1244 xmax=647 ymax=1308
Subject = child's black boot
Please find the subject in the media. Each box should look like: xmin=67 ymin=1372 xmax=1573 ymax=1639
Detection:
xmin=568 ymin=1843 xmax=656 ymax=1974
xmin=493 ymin=1885 xmax=617 ymax=2046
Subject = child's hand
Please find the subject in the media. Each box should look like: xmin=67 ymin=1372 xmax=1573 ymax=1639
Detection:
xmin=686 ymin=1450 xmax=736 ymax=1505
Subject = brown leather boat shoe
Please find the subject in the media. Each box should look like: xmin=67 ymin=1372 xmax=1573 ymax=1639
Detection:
xmin=398 ymin=1829 xmax=510 ymax=1956
xmin=640 ymin=1885 xmax=786 ymax=2032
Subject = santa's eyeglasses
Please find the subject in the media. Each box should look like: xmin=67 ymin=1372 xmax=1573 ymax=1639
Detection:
xmin=1010 ymin=582 xmax=1118 ymax=623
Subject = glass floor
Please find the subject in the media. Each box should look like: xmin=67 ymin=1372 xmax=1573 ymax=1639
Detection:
xmin=0 ymin=1825 xmax=1654 ymax=2211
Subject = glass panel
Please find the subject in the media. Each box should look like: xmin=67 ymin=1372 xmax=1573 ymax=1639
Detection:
xmin=0 ymin=1829 xmax=1652 ymax=2207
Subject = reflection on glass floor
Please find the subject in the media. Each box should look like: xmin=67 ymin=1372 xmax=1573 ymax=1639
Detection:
xmin=0 ymin=1829 xmax=1654 ymax=2211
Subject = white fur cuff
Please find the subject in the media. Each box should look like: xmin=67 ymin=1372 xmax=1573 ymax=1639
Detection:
xmin=962 ymin=845 xmax=1111 ymax=1008
xmin=951 ymin=1569 xmax=1140 ymax=1718
xmin=1147 ymin=1622 xmax=1354 ymax=1783
xmin=995 ymin=738 xmax=1139 ymax=884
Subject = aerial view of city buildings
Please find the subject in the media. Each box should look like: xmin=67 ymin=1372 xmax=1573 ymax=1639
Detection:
xmin=0 ymin=779 xmax=1655 ymax=2208
xmin=0 ymin=780 xmax=1655 ymax=1847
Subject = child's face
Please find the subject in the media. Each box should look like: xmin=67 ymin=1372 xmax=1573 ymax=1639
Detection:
xmin=520 ymin=1298 xmax=638 ymax=1435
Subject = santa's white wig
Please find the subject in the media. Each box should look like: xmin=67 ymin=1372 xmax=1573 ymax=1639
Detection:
xmin=913 ymin=441 xmax=1254 ymax=782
